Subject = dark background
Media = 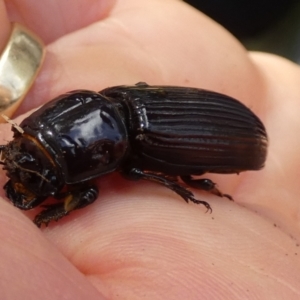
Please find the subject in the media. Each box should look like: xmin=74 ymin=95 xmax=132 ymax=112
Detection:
xmin=184 ymin=0 xmax=300 ymax=63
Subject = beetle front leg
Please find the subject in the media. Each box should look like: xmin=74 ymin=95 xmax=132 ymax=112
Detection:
xmin=122 ymin=167 xmax=212 ymax=212
xmin=4 ymin=180 xmax=47 ymax=209
xmin=180 ymin=175 xmax=233 ymax=200
xmin=34 ymin=185 xmax=98 ymax=227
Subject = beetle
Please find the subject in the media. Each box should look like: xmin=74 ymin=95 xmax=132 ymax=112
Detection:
xmin=0 ymin=82 xmax=268 ymax=227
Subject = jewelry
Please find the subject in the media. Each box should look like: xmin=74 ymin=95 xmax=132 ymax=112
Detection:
xmin=0 ymin=23 xmax=45 ymax=117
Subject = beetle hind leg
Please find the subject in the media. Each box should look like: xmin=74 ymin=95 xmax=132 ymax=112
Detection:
xmin=34 ymin=185 xmax=98 ymax=227
xmin=180 ymin=175 xmax=233 ymax=200
xmin=122 ymin=167 xmax=212 ymax=212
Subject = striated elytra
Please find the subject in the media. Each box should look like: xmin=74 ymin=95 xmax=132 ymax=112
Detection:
xmin=0 ymin=82 xmax=268 ymax=227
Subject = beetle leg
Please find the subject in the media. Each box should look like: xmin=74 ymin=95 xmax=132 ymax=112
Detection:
xmin=180 ymin=175 xmax=233 ymax=200
xmin=34 ymin=185 xmax=98 ymax=227
xmin=122 ymin=167 xmax=212 ymax=212
xmin=4 ymin=180 xmax=47 ymax=209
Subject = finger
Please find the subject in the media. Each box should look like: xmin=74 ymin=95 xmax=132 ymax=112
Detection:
xmin=0 ymin=199 xmax=106 ymax=299
xmin=244 ymin=52 xmax=300 ymax=237
xmin=4 ymin=0 xmax=116 ymax=43
xmin=110 ymin=0 xmax=264 ymax=106
xmin=0 ymin=1 xmax=10 ymax=44
xmin=17 ymin=0 xmax=265 ymax=115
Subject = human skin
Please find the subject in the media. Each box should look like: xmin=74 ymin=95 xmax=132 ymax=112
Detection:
xmin=0 ymin=0 xmax=300 ymax=299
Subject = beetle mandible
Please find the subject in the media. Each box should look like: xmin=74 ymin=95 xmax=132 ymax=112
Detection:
xmin=0 ymin=82 xmax=268 ymax=227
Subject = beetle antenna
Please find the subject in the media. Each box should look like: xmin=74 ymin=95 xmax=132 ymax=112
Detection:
xmin=1 ymin=114 xmax=24 ymax=134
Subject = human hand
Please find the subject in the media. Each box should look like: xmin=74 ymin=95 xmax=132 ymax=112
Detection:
xmin=0 ymin=0 xmax=300 ymax=299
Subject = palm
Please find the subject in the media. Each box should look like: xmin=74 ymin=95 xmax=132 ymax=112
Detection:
xmin=0 ymin=0 xmax=299 ymax=299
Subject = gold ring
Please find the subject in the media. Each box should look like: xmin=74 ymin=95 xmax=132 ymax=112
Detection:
xmin=0 ymin=23 xmax=45 ymax=118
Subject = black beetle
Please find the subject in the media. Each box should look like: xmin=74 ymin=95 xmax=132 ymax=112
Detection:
xmin=0 ymin=82 xmax=268 ymax=227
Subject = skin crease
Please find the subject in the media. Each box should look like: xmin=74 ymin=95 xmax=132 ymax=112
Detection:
xmin=0 ymin=0 xmax=300 ymax=299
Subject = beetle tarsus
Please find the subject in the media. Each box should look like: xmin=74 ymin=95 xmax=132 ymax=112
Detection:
xmin=186 ymin=194 xmax=212 ymax=213
xmin=34 ymin=203 xmax=69 ymax=227
xmin=34 ymin=185 xmax=98 ymax=227
xmin=123 ymin=167 xmax=212 ymax=211
xmin=181 ymin=176 xmax=233 ymax=201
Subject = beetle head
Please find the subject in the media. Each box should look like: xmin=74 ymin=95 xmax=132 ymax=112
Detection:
xmin=1 ymin=133 xmax=63 ymax=210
